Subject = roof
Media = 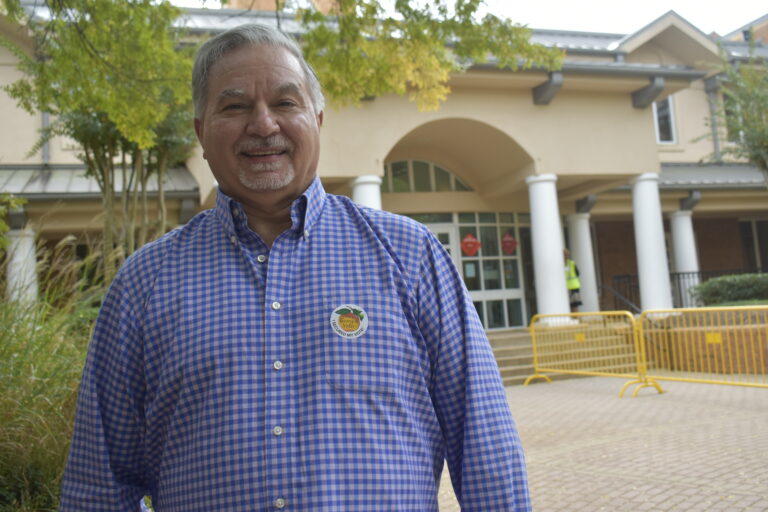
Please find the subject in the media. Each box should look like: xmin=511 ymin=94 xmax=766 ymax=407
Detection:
xmin=0 ymin=164 xmax=199 ymax=200
xmin=178 ymin=7 xmax=305 ymax=34
xmin=658 ymin=162 xmax=768 ymax=190
xmin=17 ymin=1 xmax=766 ymax=68
xmin=723 ymin=13 xmax=768 ymax=40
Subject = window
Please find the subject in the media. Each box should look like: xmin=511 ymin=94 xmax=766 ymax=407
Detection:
xmin=653 ymin=96 xmax=676 ymax=144
xmin=383 ymin=160 xmax=473 ymax=193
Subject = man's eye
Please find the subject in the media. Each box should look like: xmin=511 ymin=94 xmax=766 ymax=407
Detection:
xmin=278 ymin=100 xmax=298 ymax=107
xmin=223 ymin=104 xmax=245 ymax=111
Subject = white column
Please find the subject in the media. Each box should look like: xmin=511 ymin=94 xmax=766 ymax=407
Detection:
xmin=669 ymin=210 xmax=700 ymax=307
xmin=632 ymin=173 xmax=673 ymax=311
xmin=5 ymin=228 xmax=38 ymax=304
xmin=351 ymin=175 xmax=382 ymax=210
xmin=566 ymin=213 xmax=599 ymax=312
xmin=526 ymin=174 xmax=570 ymax=316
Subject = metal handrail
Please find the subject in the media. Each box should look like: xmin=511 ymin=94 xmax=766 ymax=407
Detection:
xmin=600 ymin=283 xmax=642 ymax=314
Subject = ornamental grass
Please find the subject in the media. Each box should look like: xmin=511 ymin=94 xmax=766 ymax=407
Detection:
xmin=0 ymin=236 xmax=107 ymax=511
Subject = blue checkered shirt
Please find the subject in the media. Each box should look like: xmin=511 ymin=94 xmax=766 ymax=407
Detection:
xmin=60 ymin=178 xmax=530 ymax=511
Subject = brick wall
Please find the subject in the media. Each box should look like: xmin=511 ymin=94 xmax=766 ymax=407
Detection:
xmin=594 ymin=221 xmax=637 ymax=309
xmin=693 ymin=218 xmax=746 ymax=271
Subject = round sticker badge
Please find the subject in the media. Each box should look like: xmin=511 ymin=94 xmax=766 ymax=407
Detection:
xmin=330 ymin=304 xmax=368 ymax=338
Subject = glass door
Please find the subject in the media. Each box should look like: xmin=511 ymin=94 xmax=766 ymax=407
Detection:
xmin=425 ymin=223 xmax=461 ymax=273
xmin=426 ymin=216 xmax=527 ymax=329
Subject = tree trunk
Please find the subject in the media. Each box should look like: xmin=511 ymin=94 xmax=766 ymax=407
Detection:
xmin=157 ymin=149 xmax=169 ymax=234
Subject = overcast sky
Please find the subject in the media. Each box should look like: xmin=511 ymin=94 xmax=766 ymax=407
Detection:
xmin=172 ymin=1 xmax=766 ymax=37
xmin=479 ymin=0 xmax=765 ymax=37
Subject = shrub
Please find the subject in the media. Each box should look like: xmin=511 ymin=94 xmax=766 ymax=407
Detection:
xmin=692 ymin=273 xmax=768 ymax=306
xmin=0 ymin=237 xmax=105 ymax=511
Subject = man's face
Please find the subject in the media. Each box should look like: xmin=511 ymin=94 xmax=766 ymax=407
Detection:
xmin=194 ymin=44 xmax=323 ymax=203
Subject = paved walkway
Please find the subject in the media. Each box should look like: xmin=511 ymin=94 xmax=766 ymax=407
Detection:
xmin=437 ymin=377 xmax=768 ymax=511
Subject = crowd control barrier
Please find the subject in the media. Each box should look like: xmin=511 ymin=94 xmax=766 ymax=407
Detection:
xmin=638 ymin=306 xmax=768 ymax=389
xmin=523 ymin=311 xmax=661 ymax=396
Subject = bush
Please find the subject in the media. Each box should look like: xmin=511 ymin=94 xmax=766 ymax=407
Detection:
xmin=692 ymin=273 xmax=768 ymax=306
xmin=0 ymin=237 xmax=105 ymax=512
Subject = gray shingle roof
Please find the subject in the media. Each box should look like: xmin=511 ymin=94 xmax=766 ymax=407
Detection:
xmin=659 ymin=162 xmax=768 ymax=189
xmin=0 ymin=164 xmax=199 ymax=200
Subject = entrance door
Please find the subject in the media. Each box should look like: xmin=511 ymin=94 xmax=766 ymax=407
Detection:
xmin=426 ymin=221 xmax=527 ymax=329
xmin=426 ymin=223 xmax=461 ymax=272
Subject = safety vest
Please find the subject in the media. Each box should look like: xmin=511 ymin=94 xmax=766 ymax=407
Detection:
xmin=565 ymin=259 xmax=581 ymax=290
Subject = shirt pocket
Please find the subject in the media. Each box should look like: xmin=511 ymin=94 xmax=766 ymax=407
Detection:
xmin=323 ymin=293 xmax=418 ymax=394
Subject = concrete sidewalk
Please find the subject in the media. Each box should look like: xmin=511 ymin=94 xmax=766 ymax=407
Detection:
xmin=438 ymin=378 xmax=768 ymax=511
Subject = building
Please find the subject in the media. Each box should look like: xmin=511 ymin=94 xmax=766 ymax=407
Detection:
xmin=2 ymin=5 xmax=767 ymax=327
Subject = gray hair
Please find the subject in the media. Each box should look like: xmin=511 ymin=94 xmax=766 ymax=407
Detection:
xmin=192 ymin=24 xmax=325 ymax=117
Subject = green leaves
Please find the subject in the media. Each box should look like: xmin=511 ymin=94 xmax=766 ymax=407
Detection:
xmin=716 ymin=44 xmax=768 ymax=173
xmin=296 ymin=0 xmax=563 ymax=111
xmin=2 ymin=0 xmax=192 ymax=150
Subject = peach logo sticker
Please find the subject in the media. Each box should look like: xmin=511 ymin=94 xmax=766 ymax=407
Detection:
xmin=330 ymin=304 xmax=368 ymax=338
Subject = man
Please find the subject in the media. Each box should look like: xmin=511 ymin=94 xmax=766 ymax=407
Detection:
xmin=60 ymin=24 xmax=530 ymax=511
xmin=564 ymin=249 xmax=582 ymax=312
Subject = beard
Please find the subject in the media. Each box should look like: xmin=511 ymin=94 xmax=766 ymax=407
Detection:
xmin=235 ymin=135 xmax=295 ymax=192
xmin=238 ymin=161 xmax=295 ymax=191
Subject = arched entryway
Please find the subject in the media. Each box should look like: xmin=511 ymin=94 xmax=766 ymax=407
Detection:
xmin=383 ymin=119 xmax=538 ymax=328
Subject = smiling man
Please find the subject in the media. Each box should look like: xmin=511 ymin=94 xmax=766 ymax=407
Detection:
xmin=60 ymin=24 xmax=530 ymax=512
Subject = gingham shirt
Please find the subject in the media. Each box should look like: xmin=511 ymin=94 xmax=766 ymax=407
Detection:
xmin=60 ymin=178 xmax=530 ymax=511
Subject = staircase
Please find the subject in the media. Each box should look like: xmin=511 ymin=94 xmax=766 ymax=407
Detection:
xmin=487 ymin=328 xmax=534 ymax=386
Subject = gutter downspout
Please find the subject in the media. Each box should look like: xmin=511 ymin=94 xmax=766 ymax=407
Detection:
xmin=705 ymin=76 xmax=722 ymax=162
xmin=41 ymin=111 xmax=51 ymax=165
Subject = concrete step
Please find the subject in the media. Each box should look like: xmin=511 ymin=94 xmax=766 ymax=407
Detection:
xmin=488 ymin=328 xmax=535 ymax=386
xmin=499 ymin=364 xmax=535 ymax=379
xmin=496 ymin=354 xmax=533 ymax=367
xmin=503 ymin=372 xmax=585 ymax=387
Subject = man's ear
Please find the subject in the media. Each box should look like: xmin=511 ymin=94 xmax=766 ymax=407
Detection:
xmin=194 ymin=118 xmax=207 ymax=160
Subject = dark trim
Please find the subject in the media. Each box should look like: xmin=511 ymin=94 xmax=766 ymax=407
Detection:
xmin=532 ymin=72 xmax=563 ymax=105
xmin=632 ymin=76 xmax=665 ymax=109
xmin=576 ymin=195 xmax=597 ymax=213
xmin=679 ymin=190 xmax=701 ymax=211
xmin=8 ymin=208 xmax=27 ymax=230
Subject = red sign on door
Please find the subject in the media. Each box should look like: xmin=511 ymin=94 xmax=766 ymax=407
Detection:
xmin=461 ymin=233 xmax=482 ymax=256
xmin=502 ymin=232 xmax=518 ymax=255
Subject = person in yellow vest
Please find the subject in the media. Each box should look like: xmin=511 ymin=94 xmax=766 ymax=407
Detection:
xmin=564 ymin=249 xmax=582 ymax=312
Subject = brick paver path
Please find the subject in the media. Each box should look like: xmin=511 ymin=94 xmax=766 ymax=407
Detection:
xmin=438 ymin=378 xmax=768 ymax=511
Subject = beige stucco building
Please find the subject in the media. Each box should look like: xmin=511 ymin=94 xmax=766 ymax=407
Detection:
xmin=2 ymin=6 xmax=767 ymax=327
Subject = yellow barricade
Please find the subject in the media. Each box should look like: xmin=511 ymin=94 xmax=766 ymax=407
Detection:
xmin=524 ymin=311 xmax=661 ymax=397
xmin=638 ymin=306 xmax=768 ymax=389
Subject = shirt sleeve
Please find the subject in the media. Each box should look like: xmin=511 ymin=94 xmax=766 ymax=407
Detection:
xmin=59 ymin=270 xmax=148 ymax=511
xmin=415 ymin=230 xmax=531 ymax=511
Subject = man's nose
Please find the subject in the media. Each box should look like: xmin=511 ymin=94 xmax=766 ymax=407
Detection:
xmin=245 ymin=106 xmax=279 ymax=137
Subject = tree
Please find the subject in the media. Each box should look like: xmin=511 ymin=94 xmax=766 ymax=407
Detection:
xmin=717 ymin=45 xmax=768 ymax=175
xmin=1 ymin=0 xmax=195 ymax=276
xmin=277 ymin=0 xmax=564 ymax=110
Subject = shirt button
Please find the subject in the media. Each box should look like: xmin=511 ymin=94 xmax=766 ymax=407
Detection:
xmin=257 ymin=254 xmax=267 ymax=263
xmin=274 ymin=498 xmax=286 ymax=509
xmin=232 ymin=209 xmax=239 ymax=217
xmin=229 ymin=235 xmax=237 ymax=246
xmin=273 ymin=425 xmax=284 ymax=436
xmin=271 ymin=301 xmax=281 ymax=310
xmin=303 ymin=229 xmax=309 ymax=239
xmin=273 ymin=360 xmax=284 ymax=370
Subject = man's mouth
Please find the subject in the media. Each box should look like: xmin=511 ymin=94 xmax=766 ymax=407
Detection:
xmin=241 ymin=148 xmax=287 ymax=157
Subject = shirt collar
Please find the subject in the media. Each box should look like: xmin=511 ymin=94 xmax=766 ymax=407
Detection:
xmin=213 ymin=177 xmax=327 ymax=237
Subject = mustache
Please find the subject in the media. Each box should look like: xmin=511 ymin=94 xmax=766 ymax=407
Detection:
xmin=236 ymin=135 xmax=293 ymax=152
